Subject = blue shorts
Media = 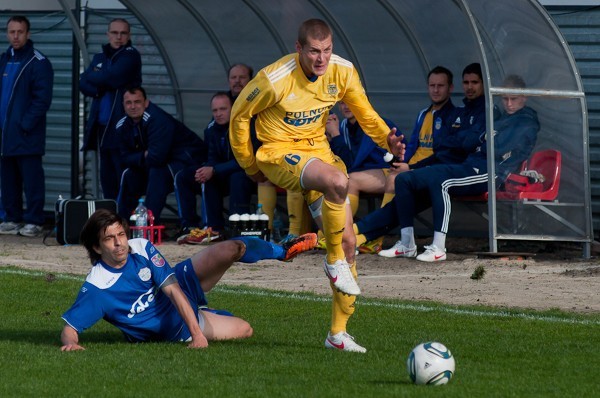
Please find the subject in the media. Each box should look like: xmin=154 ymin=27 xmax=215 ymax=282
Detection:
xmin=174 ymin=259 xmax=208 ymax=308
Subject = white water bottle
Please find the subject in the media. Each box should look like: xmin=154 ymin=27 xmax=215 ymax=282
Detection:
xmin=133 ymin=198 xmax=147 ymax=238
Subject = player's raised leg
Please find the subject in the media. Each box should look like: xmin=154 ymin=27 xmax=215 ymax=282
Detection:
xmin=302 ymin=158 xmax=360 ymax=296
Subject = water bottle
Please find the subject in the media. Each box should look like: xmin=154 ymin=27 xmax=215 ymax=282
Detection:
xmin=133 ymin=198 xmax=147 ymax=238
xmin=228 ymin=213 xmax=241 ymax=236
xmin=240 ymin=213 xmax=250 ymax=231
xmin=256 ymin=204 xmax=269 ymax=232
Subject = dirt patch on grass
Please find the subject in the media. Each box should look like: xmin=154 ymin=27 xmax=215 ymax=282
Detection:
xmin=1 ymin=234 xmax=598 ymax=314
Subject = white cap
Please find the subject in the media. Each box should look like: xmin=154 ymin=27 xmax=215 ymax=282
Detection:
xmin=229 ymin=213 xmax=241 ymax=221
xmin=240 ymin=213 xmax=250 ymax=221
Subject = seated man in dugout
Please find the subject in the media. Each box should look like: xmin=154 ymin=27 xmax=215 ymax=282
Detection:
xmin=175 ymin=92 xmax=259 ymax=244
xmin=323 ymin=100 xmax=401 ymax=252
xmin=116 ymin=86 xmax=206 ymax=225
xmin=365 ymin=74 xmax=540 ymax=262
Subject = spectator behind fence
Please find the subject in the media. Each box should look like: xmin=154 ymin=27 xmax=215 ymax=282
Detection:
xmin=175 ymin=92 xmax=258 ymax=245
xmin=79 ymin=18 xmax=142 ymax=200
xmin=378 ymin=74 xmax=539 ymax=262
xmin=116 ymin=86 xmax=206 ymax=225
xmin=0 ymin=15 xmax=53 ymax=238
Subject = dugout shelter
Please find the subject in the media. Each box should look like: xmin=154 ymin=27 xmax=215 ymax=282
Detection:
xmin=2 ymin=0 xmax=593 ymax=255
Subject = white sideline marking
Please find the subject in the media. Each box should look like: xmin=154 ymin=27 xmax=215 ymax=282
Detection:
xmin=2 ymin=268 xmax=598 ymax=326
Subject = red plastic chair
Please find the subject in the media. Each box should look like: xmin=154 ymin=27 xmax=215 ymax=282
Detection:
xmin=498 ymin=149 xmax=562 ymax=201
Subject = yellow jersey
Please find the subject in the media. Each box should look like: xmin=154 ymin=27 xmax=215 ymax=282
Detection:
xmin=230 ymin=53 xmax=390 ymax=175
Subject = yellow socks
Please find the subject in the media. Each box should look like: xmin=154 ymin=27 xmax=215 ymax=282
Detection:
xmin=348 ymin=193 xmax=359 ymax=217
xmin=286 ymin=190 xmax=305 ymax=236
xmin=330 ymin=261 xmax=358 ymax=334
xmin=322 ymin=198 xmax=346 ymax=263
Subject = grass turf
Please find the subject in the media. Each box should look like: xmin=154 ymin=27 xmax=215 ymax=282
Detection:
xmin=0 ymin=268 xmax=598 ymax=397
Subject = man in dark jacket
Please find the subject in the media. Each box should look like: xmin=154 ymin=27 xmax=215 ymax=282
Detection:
xmin=116 ymin=87 xmax=206 ymax=223
xmin=80 ymin=18 xmax=142 ymax=199
xmin=0 ymin=16 xmax=53 ymax=237
xmin=175 ymin=92 xmax=257 ymax=243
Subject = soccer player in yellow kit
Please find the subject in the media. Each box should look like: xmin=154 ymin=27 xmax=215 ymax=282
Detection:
xmin=230 ymin=18 xmax=404 ymax=353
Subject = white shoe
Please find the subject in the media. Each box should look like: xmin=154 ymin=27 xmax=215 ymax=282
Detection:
xmin=416 ymin=244 xmax=447 ymax=262
xmin=378 ymin=240 xmax=417 ymax=258
xmin=19 ymin=224 xmax=43 ymax=237
xmin=323 ymin=259 xmax=361 ymax=296
xmin=0 ymin=221 xmax=22 ymax=235
xmin=325 ymin=331 xmax=367 ymax=353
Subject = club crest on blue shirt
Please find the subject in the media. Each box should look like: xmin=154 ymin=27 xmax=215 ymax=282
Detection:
xmin=151 ymin=253 xmax=165 ymax=267
xmin=435 ymin=117 xmax=442 ymax=130
xmin=285 ymin=154 xmax=301 ymax=165
xmin=138 ymin=267 xmax=151 ymax=282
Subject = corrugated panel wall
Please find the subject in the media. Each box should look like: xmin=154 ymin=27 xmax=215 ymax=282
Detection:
xmin=0 ymin=12 xmax=74 ymax=213
xmin=548 ymin=6 xmax=600 ymax=238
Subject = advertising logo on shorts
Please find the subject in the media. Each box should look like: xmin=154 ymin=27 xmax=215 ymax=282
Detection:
xmin=284 ymin=154 xmax=301 ymax=165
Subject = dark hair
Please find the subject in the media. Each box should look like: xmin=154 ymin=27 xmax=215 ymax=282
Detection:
xmin=503 ymin=74 xmax=526 ymax=89
xmin=7 ymin=15 xmax=30 ymax=32
xmin=211 ymin=91 xmax=232 ymax=106
xmin=298 ymin=18 xmax=332 ymax=46
xmin=108 ymin=18 xmax=131 ymax=32
xmin=228 ymin=63 xmax=254 ymax=80
xmin=428 ymin=66 xmax=453 ymax=86
xmin=80 ymin=209 xmax=129 ymax=264
xmin=462 ymin=62 xmax=483 ymax=81
xmin=125 ymin=86 xmax=147 ymax=99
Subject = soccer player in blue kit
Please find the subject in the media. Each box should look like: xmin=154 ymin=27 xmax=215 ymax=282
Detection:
xmin=60 ymin=209 xmax=316 ymax=350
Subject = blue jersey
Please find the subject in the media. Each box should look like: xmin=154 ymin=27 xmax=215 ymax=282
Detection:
xmin=62 ymin=239 xmax=199 ymax=343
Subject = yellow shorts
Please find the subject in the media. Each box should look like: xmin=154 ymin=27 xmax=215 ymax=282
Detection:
xmin=256 ymin=142 xmax=348 ymax=205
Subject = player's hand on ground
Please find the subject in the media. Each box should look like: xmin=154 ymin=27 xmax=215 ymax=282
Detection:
xmin=248 ymin=170 xmax=268 ymax=183
xmin=61 ymin=344 xmax=85 ymax=351
xmin=387 ymin=128 xmax=405 ymax=161
xmin=188 ymin=334 xmax=209 ymax=349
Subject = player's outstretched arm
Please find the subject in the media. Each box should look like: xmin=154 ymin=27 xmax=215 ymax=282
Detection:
xmin=162 ymin=282 xmax=208 ymax=349
xmin=60 ymin=325 xmax=85 ymax=351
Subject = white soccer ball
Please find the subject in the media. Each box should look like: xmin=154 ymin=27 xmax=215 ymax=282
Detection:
xmin=407 ymin=342 xmax=455 ymax=385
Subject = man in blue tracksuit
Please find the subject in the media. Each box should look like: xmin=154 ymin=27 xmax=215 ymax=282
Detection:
xmin=0 ymin=16 xmax=53 ymax=237
xmin=80 ymin=18 xmax=142 ymax=200
xmin=381 ymin=74 xmax=539 ymax=262
xmin=175 ymin=92 xmax=257 ymax=239
xmin=116 ymin=87 xmax=206 ymax=223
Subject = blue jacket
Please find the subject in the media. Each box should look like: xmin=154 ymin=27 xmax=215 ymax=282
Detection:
xmin=0 ymin=40 xmax=53 ymax=156
xmin=329 ymin=117 xmax=399 ymax=173
xmin=404 ymin=99 xmax=456 ymax=165
xmin=206 ymin=118 xmax=260 ymax=177
xmin=117 ymin=102 xmax=206 ymax=175
xmin=465 ymin=105 xmax=539 ymax=181
xmin=410 ymin=95 xmax=485 ymax=169
xmin=80 ymin=41 xmax=142 ymax=150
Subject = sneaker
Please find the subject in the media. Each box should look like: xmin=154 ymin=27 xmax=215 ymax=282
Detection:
xmin=324 ymin=331 xmax=367 ymax=353
xmin=416 ymin=244 xmax=447 ymax=262
xmin=358 ymin=238 xmax=383 ymax=254
xmin=323 ymin=259 xmax=361 ymax=296
xmin=378 ymin=240 xmax=417 ymax=258
xmin=278 ymin=233 xmax=298 ymax=245
xmin=176 ymin=227 xmax=220 ymax=245
xmin=282 ymin=232 xmax=317 ymax=261
xmin=0 ymin=221 xmax=22 ymax=235
xmin=316 ymin=236 xmax=327 ymax=250
xmin=19 ymin=224 xmax=43 ymax=237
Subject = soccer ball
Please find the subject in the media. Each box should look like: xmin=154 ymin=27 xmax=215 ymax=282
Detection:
xmin=407 ymin=342 xmax=455 ymax=385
